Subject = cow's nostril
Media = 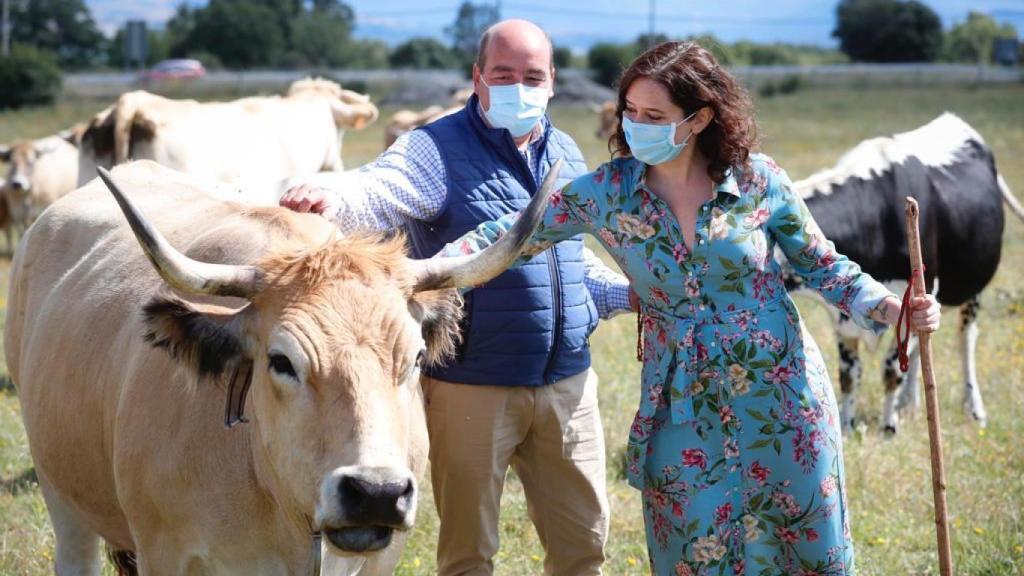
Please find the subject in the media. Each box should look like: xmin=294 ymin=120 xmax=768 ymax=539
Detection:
xmin=335 ymin=468 xmax=416 ymax=528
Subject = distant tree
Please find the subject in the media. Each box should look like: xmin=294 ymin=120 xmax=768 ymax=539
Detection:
xmin=553 ymin=45 xmax=573 ymax=69
xmin=446 ymin=1 xmax=500 ymax=69
xmin=165 ymin=3 xmax=197 ymax=58
xmin=636 ymin=33 xmax=670 ymax=51
xmin=289 ymin=2 xmax=355 ymax=68
xmin=833 ymin=0 xmax=942 ymax=62
xmin=943 ymin=12 xmax=1018 ymax=64
xmin=390 ymin=37 xmax=456 ymax=69
xmin=685 ymin=33 xmax=734 ymax=65
xmin=8 ymin=0 xmax=106 ymax=69
xmin=187 ymin=0 xmax=285 ymax=68
xmin=587 ymin=42 xmax=637 ymax=87
xmin=337 ymin=39 xmax=390 ymax=69
xmin=0 ymin=44 xmax=62 ymax=109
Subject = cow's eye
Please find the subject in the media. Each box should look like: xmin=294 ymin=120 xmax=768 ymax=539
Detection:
xmin=415 ymin=350 xmax=425 ymax=368
xmin=268 ymin=353 xmax=297 ymax=379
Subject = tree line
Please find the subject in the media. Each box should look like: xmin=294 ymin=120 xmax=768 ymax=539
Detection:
xmin=0 ymin=0 xmax=1020 ymax=109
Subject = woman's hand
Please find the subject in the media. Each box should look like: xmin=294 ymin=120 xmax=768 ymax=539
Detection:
xmin=873 ymin=294 xmax=941 ymax=332
xmin=909 ymin=294 xmax=941 ymax=332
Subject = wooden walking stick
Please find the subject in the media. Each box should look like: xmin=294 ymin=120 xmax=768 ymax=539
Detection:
xmin=901 ymin=198 xmax=953 ymax=576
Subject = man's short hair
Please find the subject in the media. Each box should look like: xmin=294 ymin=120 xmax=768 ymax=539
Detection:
xmin=475 ymin=23 xmax=555 ymax=71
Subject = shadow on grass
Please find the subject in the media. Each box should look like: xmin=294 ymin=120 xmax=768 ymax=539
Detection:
xmin=1 ymin=467 xmax=37 ymax=496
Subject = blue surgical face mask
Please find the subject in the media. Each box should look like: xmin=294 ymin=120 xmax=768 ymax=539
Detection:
xmin=623 ymin=110 xmax=699 ymax=165
xmin=481 ymin=78 xmax=550 ymax=138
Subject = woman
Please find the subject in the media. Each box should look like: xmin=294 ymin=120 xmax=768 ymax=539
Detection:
xmin=447 ymin=41 xmax=940 ymax=575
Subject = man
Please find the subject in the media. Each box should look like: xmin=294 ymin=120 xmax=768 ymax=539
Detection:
xmin=281 ymin=19 xmax=631 ymax=575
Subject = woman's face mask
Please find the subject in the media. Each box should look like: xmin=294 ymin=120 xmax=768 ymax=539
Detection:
xmin=623 ymin=110 xmax=699 ymax=165
xmin=481 ymin=78 xmax=550 ymax=138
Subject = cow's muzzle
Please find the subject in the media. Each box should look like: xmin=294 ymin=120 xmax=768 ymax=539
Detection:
xmin=318 ymin=466 xmax=417 ymax=554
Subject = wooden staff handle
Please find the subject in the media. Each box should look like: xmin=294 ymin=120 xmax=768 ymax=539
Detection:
xmin=905 ymin=197 xmax=953 ymax=576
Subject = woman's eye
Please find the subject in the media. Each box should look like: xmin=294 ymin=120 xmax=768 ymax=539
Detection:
xmin=269 ymin=353 xmax=297 ymax=378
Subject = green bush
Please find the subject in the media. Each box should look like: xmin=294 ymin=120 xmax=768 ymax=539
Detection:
xmin=0 ymin=44 xmax=63 ymax=110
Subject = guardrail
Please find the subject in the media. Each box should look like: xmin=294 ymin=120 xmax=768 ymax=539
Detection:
xmin=62 ymin=64 xmax=1021 ymax=101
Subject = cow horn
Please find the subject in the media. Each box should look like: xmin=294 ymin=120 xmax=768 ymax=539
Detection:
xmin=97 ymin=167 xmax=264 ymax=298
xmin=412 ymin=159 xmax=563 ymax=292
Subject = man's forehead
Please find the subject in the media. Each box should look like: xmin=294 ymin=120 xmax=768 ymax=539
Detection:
xmin=483 ymin=29 xmax=551 ymax=68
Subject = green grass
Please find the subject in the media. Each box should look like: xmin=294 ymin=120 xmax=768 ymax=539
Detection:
xmin=2 ymin=84 xmax=1023 ymax=575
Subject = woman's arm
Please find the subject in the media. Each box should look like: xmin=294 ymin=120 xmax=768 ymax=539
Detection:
xmin=765 ymin=161 xmax=940 ymax=333
xmin=439 ymin=165 xmax=609 ymax=263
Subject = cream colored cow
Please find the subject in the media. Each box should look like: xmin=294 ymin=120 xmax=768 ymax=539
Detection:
xmin=76 ymin=78 xmax=379 ymax=201
xmin=0 ymin=128 xmax=82 ymax=244
xmin=593 ymin=100 xmax=618 ymax=140
xmin=6 ymin=159 xmax=559 ymax=575
xmin=383 ymin=87 xmax=474 ymax=148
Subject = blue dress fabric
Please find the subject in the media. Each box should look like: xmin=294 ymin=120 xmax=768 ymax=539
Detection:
xmin=446 ymin=154 xmax=892 ymax=575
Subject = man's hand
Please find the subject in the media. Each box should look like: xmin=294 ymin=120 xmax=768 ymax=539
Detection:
xmin=279 ymin=183 xmax=331 ymax=214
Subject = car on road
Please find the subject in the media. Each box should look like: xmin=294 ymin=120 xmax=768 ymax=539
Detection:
xmin=137 ymin=59 xmax=206 ymax=84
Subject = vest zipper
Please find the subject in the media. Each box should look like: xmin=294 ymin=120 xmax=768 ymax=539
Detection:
xmin=542 ymin=248 xmax=562 ymax=384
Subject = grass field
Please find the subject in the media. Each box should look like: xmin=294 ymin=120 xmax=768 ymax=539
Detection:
xmin=1 ymin=83 xmax=1023 ymax=575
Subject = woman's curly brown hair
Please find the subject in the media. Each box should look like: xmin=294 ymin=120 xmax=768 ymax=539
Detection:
xmin=610 ymin=41 xmax=757 ymax=183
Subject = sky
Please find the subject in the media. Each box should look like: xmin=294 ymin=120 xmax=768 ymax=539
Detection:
xmin=86 ymin=1 xmax=1024 ymax=51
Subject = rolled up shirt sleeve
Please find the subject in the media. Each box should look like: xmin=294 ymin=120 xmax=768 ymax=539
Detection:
xmin=582 ymin=247 xmax=632 ymax=319
xmin=318 ymin=130 xmax=447 ymax=234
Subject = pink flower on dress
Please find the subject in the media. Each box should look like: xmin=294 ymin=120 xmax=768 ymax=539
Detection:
xmin=775 ymin=526 xmax=800 ymax=544
xmin=682 ymin=448 xmax=708 ymax=470
xmin=714 ymin=502 xmax=733 ymax=524
xmin=749 ymin=461 xmax=771 ymax=485
xmin=550 ymin=190 xmax=562 ymax=207
xmin=611 ymin=169 xmax=623 ymax=186
xmin=820 ymin=475 xmax=837 ymax=498
xmin=685 ymin=278 xmax=701 ymax=297
xmin=765 ymin=365 xmax=793 ymax=385
xmin=672 ymin=501 xmax=684 ymax=518
xmin=597 ymin=228 xmax=619 ymax=247
xmin=650 ymin=286 xmax=671 ymax=305
xmin=745 ymin=207 xmax=771 ymax=228
xmin=554 ymin=212 xmax=570 ymax=225
xmin=805 ymin=528 xmax=819 ymax=542
xmin=719 ymin=405 xmax=735 ymax=425
xmin=593 ymin=170 xmax=605 ymax=184
xmin=674 ymin=562 xmax=694 ymax=576
xmin=672 ymin=243 xmax=687 ymax=263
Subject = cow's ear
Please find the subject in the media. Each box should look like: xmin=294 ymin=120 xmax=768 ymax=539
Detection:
xmin=0 ymin=145 xmax=10 ymax=162
xmin=333 ymin=101 xmax=379 ymax=130
xmin=143 ymin=296 xmax=252 ymax=379
xmin=409 ymin=289 xmax=463 ymax=367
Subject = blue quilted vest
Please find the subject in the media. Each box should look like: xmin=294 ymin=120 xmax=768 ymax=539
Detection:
xmin=408 ymin=95 xmax=596 ymax=386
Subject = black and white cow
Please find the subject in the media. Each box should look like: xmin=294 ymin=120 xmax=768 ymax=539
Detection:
xmin=782 ymin=112 xmax=1024 ymax=434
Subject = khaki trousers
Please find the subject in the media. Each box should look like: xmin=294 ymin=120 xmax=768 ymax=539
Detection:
xmin=421 ymin=369 xmax=608 ymax=576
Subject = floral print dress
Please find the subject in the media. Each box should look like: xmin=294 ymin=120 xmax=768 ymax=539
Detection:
xmin=447 ymin=154 xmax=892 ymax=576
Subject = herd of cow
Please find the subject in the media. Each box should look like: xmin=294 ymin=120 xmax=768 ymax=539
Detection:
xmin=1 ymin=78 xmax=1023 ymax=574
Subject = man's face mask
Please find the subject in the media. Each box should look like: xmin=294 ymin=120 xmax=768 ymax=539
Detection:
xmin=481 ymin=77 xmax=550 ymax=138
xmin=623 ymin=110 xmax=699 ymax=165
